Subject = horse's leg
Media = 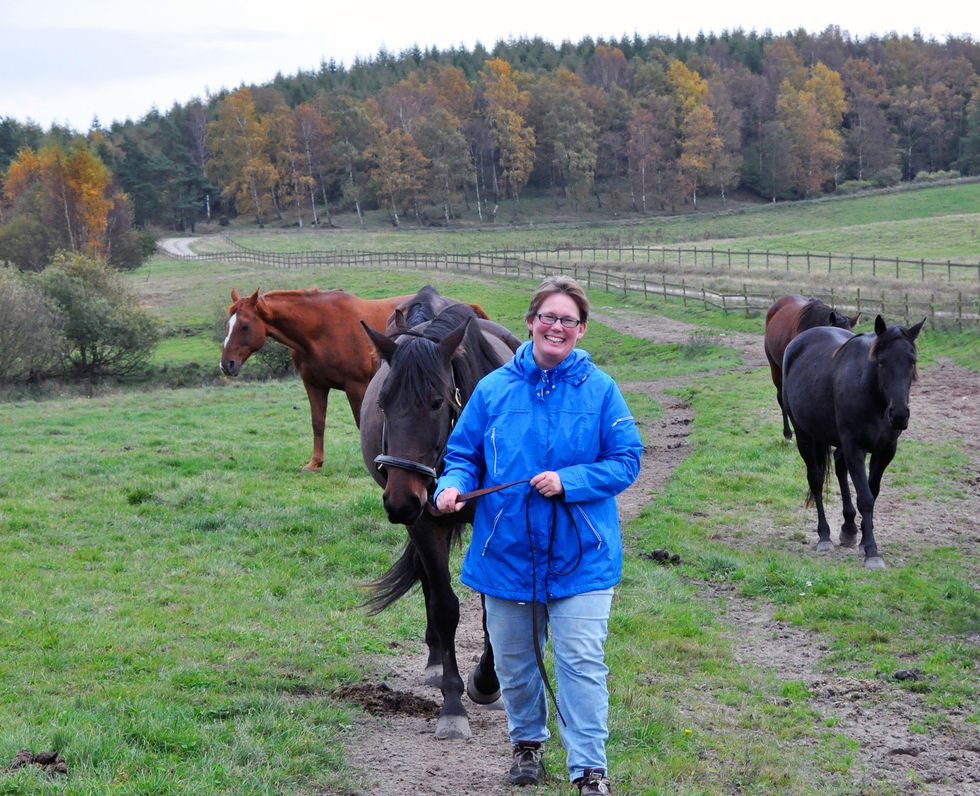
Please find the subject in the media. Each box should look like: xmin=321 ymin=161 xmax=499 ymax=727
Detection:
xmin=302 ymin=381 xmax=328 ymax=471
xmin=834 ymin=448 xmax=859 ymax=547
xmin=859 ymin=442 xmax=897 ymax=569
xmin=466 ymin=593 xmax=502 ymax=707
xmin=842 ymin=442 xmax=887 ymax=570
xmin=766 ymin=349 xmax=792 ymax=440
xmin=408 ymin=516 xmax=469 ymax=739
xmin=418 ymin=575 xmax=444 ymax=687
xmin=344 ymin=383 xmax=368 ymax=429
xmin=796 ymin=434 xmax=833 ymax=552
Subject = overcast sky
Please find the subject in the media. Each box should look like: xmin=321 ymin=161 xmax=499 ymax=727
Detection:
xmin=1 ymin=1 xmax=976 ymax=132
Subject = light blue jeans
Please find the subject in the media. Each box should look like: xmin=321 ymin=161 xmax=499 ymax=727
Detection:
xmin=484 ymin=589 xmax=614 ymax=782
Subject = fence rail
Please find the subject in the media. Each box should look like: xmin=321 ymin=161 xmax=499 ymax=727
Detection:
xmin=159 ymin=243 xmax=980 ymax=328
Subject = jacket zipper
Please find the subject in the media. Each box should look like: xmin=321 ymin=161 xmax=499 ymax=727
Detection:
xmin=575 ymin=505 xmax=605 ymax=550
xmin=482 ymin=507 xmax=505 ymax=556
xmin=490 ymin=426 xmax=498 ymax=475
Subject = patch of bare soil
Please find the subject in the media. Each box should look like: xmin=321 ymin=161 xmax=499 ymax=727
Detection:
xmin=339 ymin=306 xmax=979 ymax=795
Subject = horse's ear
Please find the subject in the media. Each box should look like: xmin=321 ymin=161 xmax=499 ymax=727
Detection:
xmin=874 ymin=315 xmax=887 ymax=335
xmin=361 ymin=320 xmax=398 ymax=363
xmin=231 ymin=289 xmax=240 ymax=302
xmin=849 ymin=313 xmax=861 ymax=328
xmin=247 ymin=288 xmax=260 ymax=305
xmin=828 ymin=310 xmax=839 ymax=326
xmin=393 ymin=308 xmax=408 ymax=332
xmin=908 ymin=317 xmax=926 ymax=341
xmin=437 ymin=317 xmax=472 ymax=362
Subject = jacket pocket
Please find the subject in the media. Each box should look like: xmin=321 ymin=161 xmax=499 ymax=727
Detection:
xmin=575 ymin=505 xmax=606 ymax=551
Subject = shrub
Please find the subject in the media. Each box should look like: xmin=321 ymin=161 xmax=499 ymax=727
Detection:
xmin=913 ymin=169 xmax=962 ymax=182
xmin=38 ymin=253 xmax=159 ymax=379
xmin=871 ymin=166 xmax=902 ymax=187
xmin=0 ymin=266 xmax=64 ymax=383
xmin=836 ymin=180 xmax=873 ymax=195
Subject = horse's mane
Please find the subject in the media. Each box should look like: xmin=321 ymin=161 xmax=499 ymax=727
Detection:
xmin=384 ymin=303 xmax=502 ymax=409
xmin=797 ymin=298 xmax=836 ymax=330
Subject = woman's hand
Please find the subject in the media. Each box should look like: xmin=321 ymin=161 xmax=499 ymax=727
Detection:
xmin=530 ymin=470 xmax=564 ymax=499
xmin=435 ymin=487 xmax=466 ymax=514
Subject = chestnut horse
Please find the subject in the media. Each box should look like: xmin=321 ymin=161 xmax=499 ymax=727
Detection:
xmin=220 ymin=288 xmax=412 ymax=470
xmin=220 ymin=288 xmax=494 ymax=471
xmin=764 ymin=295 xmax=859 ymax=440
xmin=359 ymin=289 xmax=518 ymax=739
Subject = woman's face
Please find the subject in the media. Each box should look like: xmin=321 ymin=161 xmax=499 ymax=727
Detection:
xmin=526 ymin=292 xmax=586 ymax=369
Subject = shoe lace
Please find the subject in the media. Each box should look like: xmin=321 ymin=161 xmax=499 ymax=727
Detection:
xmin=515 ymin=744 xmax=543 ymax=765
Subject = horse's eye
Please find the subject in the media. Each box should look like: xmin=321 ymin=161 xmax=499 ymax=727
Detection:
xmin=241 ymin=324 xmax=250 ymax=332
xmin=431 ymin=397 xmax=445 ymax=411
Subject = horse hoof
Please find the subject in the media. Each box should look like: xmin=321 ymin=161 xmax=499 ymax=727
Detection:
xmin=435 ymin=715 xmax=472 ymax=740
xmin=466 ymin=669 xmax=501 ymax=705
xmin=864 ymin=556 xmax=886 ymax=570
xmin=424 ymin=665 xmax=443 ymax=688
xmin=301 ymin=463 xmax=321 ymax=473
xmin=838 ymin=537 xmax=857 ymax=549
xmin=816 ymin=540 xmax=834 ymax=553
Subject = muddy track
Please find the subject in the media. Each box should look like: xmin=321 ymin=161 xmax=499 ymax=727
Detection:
xmin=338 ymin=307 xmax=979 ymax=796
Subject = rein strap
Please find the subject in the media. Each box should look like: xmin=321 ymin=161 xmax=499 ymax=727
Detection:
xmin=457 ymin=478 xmax=531 ymax=502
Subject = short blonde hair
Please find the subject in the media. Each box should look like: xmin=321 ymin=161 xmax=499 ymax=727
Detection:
xmin=524 ymin=276 xmax=590 ymax=325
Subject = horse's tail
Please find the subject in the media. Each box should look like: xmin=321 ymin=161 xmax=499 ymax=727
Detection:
xmin=362 ymin=540 xmax=422 ymax=615
xmin=361 ymin=522 xmax=466 ymax=614
xmin=804 ymin=445 xmax=834 ymax=507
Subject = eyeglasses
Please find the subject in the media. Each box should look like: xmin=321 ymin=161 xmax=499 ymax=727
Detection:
xmin=536 ymin=312 xmax=581 ymax=329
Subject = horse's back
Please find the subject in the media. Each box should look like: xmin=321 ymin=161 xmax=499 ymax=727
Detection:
xmin=783 ymin=326 xmax=854 ymax=442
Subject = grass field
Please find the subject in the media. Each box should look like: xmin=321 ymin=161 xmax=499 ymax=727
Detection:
xmin=2 ymin=187 xmax=978 ymax=793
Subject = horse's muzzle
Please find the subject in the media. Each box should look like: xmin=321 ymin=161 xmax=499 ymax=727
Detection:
xmin=220 ymin=359 xmax=241 ymax=377
xmin=887 ymin=406 xmax=910 ymax=430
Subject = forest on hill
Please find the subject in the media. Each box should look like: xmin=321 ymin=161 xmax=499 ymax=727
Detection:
xmin=1 ymin=27 xmax=980 ymax=265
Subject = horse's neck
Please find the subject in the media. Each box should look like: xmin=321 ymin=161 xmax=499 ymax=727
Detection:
xmin=260 ymin=293 xmax=339 ymax=350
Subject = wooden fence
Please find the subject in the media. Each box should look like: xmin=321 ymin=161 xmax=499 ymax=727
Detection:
xmin=485 ymin=244 xmax=980 ymax=284
xmin=160 ymin=243 xmax=980 ymax=328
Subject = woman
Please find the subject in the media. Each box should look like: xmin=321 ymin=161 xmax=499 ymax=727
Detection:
xmin=435 ymin=276 xmax=643 ymax=795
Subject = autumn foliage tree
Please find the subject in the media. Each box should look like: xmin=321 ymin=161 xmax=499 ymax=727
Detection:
xmin=0 ymin=141 xmax=143 ymax=271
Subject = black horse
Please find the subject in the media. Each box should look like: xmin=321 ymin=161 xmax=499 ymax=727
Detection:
xmin=782 ymin=315 xmax=924 ymax=569
xmin=359 ymin=292 xmax=516 ymax=739
xmin=764 ymin=295 xmax=859 ymax=440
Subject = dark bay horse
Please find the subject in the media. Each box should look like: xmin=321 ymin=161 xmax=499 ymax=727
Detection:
xmin=764 ymin=295 xmax=859 ymax=440
xmin=219 ymin=288 xmax=492 ymax=471
xmin=783 ymin=315 xmax=924 ymax=569
xmin=359 ymin=291 xmax=517 ymax=739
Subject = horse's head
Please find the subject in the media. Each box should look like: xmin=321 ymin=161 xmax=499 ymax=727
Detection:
xmin=220 ymin=289 xmax=267 ymax=376
xmin=871 ymin=315 xmax=925 ymax=431
xmin=829 ymin=310 xmax=861 ymax=331
xmin=362 ymin=315 xmax=471 ymax=525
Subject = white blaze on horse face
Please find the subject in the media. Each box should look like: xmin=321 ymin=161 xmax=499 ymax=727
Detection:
xmin=223 ymin=313 xmax=238 ymax=349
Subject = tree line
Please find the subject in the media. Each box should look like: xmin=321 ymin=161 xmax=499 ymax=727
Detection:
xmin=2 ymin=27 xmax=980 ymax=244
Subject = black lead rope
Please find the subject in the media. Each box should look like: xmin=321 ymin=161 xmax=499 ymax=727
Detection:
xmin=521 ymin=488 xmax=587 ymax=729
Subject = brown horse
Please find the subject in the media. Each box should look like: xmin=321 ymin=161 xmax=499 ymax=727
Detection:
xmin=220 ymin=288 xmax=412 ymax=470
xmin=764 ymin=295 xmax=859 ymax=440
xmin=220 ymin=287 xmax=493 ymax=471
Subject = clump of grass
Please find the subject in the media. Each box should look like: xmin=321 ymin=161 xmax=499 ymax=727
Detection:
xmin=682 ymin=330 xmax=715 ymax=357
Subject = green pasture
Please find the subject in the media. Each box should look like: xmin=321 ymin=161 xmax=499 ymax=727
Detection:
xmin=2 ymin=252 xmax=978 ymax=793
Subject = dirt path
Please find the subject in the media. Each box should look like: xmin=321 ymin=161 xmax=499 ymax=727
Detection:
xmin=339 ymin=307 xmax=979 ymax=795
xmin=157 ymin=237 xmax=197 ymax=257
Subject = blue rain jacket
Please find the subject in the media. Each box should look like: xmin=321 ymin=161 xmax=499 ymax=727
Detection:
xmin=435 ymin=342 xmax=643 ymax=602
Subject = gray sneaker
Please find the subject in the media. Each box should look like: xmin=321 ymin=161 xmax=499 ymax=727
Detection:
xmin=508 ymin=741 xmax=546 ymax=785
xmin=576 ymin=769 xmax=612 ymax=795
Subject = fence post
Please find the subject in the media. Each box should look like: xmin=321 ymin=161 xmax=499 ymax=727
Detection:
xmin=856 ymin=286 xmax=862 ymax=314
xmin=662 ymin=273 xmax=667 ymax=300
xmin=682 ymin=278 xmax=687 ymax=307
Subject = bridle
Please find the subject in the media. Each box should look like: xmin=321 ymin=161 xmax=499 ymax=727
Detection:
xmin=373 ymin=350 xmax=464 ymax=484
